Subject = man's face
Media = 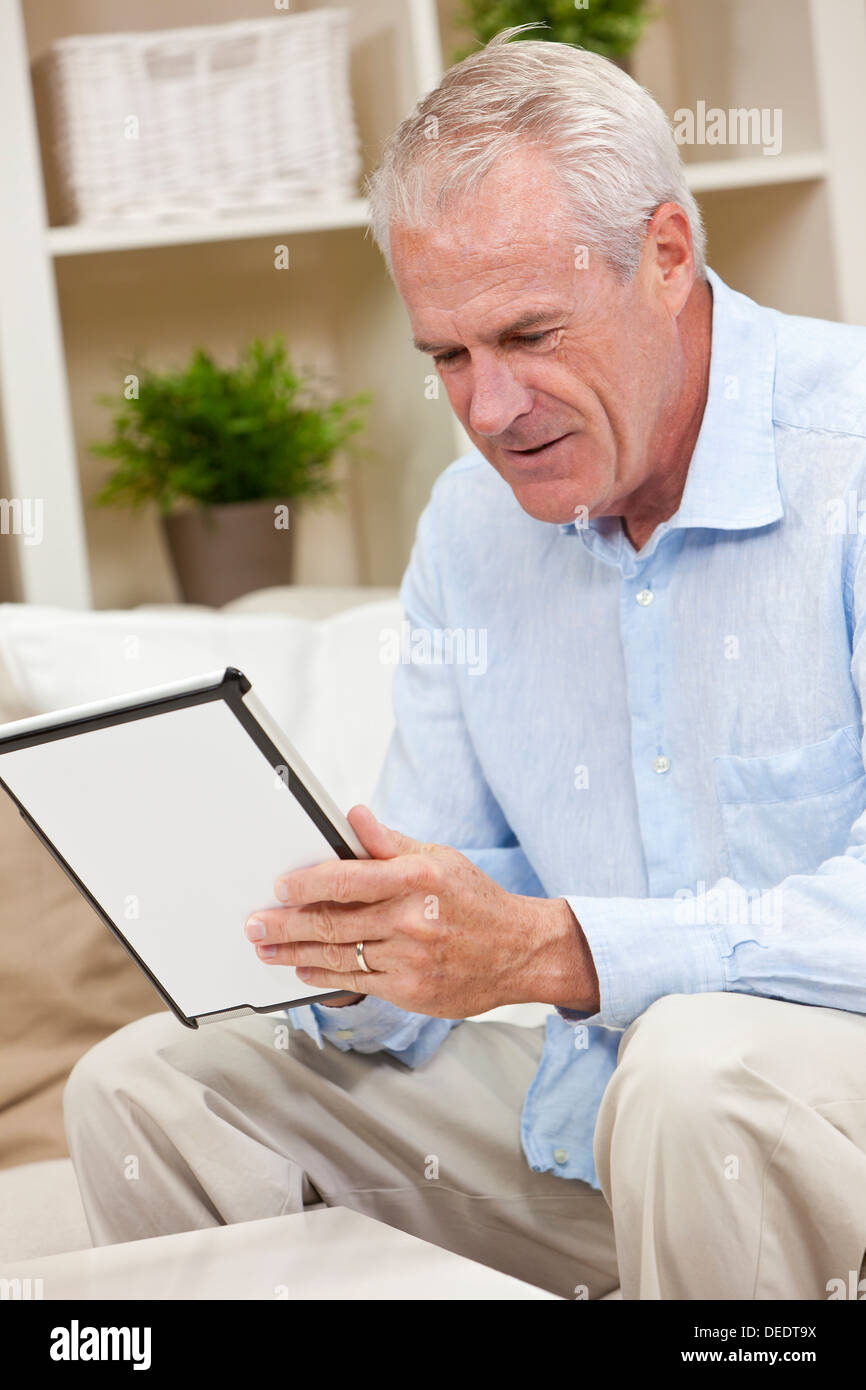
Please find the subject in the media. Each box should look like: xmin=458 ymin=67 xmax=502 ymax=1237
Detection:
xmin=391 ymin=147 xmax=688 ymax=526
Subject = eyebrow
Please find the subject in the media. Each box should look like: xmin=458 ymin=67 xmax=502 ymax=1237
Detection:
xmin=412 ymin=309 xmax=565 ymax=355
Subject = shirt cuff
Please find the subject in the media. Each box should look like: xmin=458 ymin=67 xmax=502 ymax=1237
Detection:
xmin=312 ymin=995 xmax=407 ymax=1050
xmin=285 ymin=1003 xmax=325 ymax=1048
xmin=563 ymin=888 xmax=729 ymax=1030
xmin=287 ymin=994 xmax=433 ymax=1056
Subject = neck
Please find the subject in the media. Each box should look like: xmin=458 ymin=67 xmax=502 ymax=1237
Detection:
xmin=621 ymin=276 xmax=713 ymax=552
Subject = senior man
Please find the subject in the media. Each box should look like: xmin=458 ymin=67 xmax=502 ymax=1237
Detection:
xmin=65 ymin=30 xmax=866 ymax=1300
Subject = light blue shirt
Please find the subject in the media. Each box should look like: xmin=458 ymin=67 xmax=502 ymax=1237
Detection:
xmin=289 ymin=266 xmax=866 ymax=1189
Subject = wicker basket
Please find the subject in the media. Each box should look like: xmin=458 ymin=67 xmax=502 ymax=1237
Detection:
xmin=34 ymin=12 xmax=362 ymax=224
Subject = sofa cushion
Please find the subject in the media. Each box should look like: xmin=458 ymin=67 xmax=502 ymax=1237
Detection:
xmin=0 ymin=1158 xmax=89 ymax=1261
xmin=0 ymin=784 xmax=160 ymax=1168
xmin=0 ymin=595 xmax=402 ymax=811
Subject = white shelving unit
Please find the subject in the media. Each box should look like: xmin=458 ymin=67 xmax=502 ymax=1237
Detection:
xmin=1 ymin=0 xmax=865 ymax=608
xmin=685 ymin=151 xmax=829 ymax=193
xmin=630 ymin=0 xmax=866 ymax=324
xmin=0 ymin=0 xmax=468 ymax=608
xmin=46 ymin=201 xmax=374 ymax=258
xmin=0 ymin=0 xmax=93 ymax=607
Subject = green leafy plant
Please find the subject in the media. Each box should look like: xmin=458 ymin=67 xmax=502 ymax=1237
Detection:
xmin=91 ymin=336 xmax=371 ymax=517
xmin=452 ymin=0 xmax=650 ymax=62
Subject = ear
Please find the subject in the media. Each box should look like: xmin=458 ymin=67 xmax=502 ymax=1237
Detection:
xmin=643 ymin=202 xmax=697 ymax=317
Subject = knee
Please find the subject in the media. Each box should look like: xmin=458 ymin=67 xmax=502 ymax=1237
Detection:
xmin=63 ymin=1010 xmax=186 ymax=1129
xmin=611 ymin=992 xmax=747 ymax=1119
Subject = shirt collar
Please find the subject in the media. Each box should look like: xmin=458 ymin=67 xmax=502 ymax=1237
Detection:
xmin=559 ymin=266 xmax=783 ymax=561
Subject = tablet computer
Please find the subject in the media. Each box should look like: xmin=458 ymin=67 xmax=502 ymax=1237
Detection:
xmin=0 ymin=666 xmax=366 ymax=1028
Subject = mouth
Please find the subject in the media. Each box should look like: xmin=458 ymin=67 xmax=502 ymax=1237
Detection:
xmin=503 ymin=432 xmax=572 ymax=462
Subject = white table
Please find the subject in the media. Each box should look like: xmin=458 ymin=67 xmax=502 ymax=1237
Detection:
xmin=0 ymin=1206 xmax=559 ymax=1300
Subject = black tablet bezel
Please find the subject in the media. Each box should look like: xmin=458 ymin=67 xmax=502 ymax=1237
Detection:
xmin=0 ymin=666 xmax=361 ymax=1027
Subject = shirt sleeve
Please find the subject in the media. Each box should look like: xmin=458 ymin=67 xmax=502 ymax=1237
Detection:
xmin=286 ymin=472 xmax=546 ymax=1062
xmin=560 ymin=537 xmax=866 ymax=1032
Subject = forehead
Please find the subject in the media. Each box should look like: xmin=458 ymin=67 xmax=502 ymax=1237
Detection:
xmin=390 ymin=147 xmax=577 ymax=306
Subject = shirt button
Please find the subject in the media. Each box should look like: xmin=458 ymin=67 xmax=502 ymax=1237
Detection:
xmin=653 ymin=755 xmax=671 ymax=774
xmin=335 ymin=1028 xmax=353 ymax=1040
xmin=636 ymin=588 xmax=654 ymax=606
xmin=553 ymin=1148 xmax=568 ymax=1165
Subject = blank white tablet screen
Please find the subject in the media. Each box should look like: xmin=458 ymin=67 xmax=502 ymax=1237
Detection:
xmin=0 ymin=699 xmax=342 ymax=1017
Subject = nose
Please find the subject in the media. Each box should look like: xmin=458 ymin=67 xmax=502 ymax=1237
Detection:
xmin=466 ymin=355 xmax=534 ymax=440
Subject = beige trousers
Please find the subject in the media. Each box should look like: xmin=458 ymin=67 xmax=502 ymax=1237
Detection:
xmin=63 ymin=991 xmax=866 ymax=1300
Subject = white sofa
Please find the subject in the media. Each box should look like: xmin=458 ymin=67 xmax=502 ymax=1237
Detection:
xmin=0 ymin=586 xmax=558 ymax=1273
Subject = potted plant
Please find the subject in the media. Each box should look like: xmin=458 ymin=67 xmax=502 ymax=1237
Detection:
xmin=452 ymin=0 xmax=651 ymax=69
xmin=91 ymin=336 xmax=370 ymax=606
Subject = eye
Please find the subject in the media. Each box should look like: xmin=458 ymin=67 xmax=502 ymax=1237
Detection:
xmin=432 ymin=329 xmax=558 ymax=367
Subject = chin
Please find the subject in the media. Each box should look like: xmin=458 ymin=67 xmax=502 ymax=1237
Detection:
xmin=485 ymin=435 xmax=608 ymax=527
xmin=506 ymin=477 xmax=600 ymax=527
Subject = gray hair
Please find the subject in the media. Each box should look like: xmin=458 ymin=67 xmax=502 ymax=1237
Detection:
xmin=366 ymin=24 xmax=707 ymax=283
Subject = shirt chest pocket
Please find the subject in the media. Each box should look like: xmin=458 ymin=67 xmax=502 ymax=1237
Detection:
xmin=712 ymin=724 xmax=866 ymax=890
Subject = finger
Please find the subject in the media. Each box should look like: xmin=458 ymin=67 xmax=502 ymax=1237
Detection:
xmin=347 ymin=804 xmax=422 ymax=859
xmin=247 ymin=900 xmax=393 ymax=946
xmin=295 ymin=965 xmax=380 ymax=996
xmin=273 ymin=852 xmax=435 ymax=907
xmin=254 ymin=938 xmax=385 ymax=975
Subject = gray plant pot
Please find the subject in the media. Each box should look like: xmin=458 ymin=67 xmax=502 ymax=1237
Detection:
xmin=162 ymin=498 xmax=295 ymax=607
